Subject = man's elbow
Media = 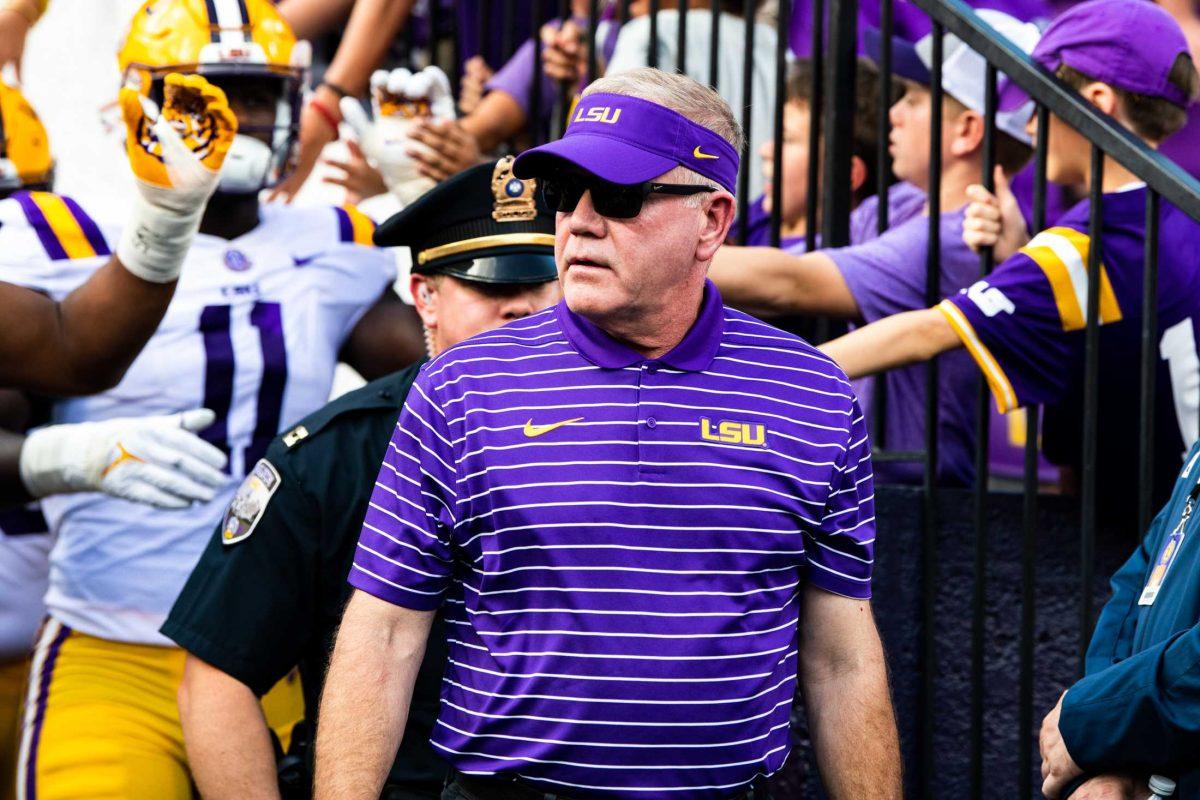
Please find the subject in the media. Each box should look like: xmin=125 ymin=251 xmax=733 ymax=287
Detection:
xmin=908 ymin=308 xmax=960 ymax=363
xmin=50 ymin=359 xmax=131 ymax=396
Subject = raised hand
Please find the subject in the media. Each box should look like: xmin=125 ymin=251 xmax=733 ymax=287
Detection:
xmin=962 ymin=165 xmax=1030 ymax=263
xmin=117 ymin=73 xmax=238 ymax=282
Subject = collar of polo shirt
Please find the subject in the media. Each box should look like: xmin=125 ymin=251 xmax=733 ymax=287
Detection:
xmin=555 ymin=279 xmax=726 ymax=371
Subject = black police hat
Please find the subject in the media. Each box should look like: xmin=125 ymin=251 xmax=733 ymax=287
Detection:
xmin=373 ymin=157 xmax=558 ymax=285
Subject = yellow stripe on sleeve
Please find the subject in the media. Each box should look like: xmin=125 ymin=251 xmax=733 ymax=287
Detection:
xmin=29 ymin=192 xmax=100 ymax=260
xmin=1018 ymin=227 xmax=1122 ymax=332
xmin=342 ymin=205 xmax=376 ymax=247
xmin=937 ymin=300 xmax=1020 ymax=414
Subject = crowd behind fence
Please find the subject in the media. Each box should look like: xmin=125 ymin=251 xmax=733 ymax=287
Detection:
xmin=371 ymin=0 xmax=1200 ymax=794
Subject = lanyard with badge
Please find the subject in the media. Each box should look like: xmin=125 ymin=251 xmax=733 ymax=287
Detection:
xmin=1139 ymin=470 xmax=1200 ymax=606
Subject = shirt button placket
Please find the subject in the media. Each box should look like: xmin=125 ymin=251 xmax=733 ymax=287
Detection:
xmin=638 ymin=362 xmax=663 ymax=477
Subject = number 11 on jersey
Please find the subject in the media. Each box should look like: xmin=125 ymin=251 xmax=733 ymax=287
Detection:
xmin=199 ymin=302 xmax=288 ymax=477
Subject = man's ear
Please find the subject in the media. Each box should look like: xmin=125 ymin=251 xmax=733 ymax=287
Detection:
xmin=696 ymin=191 xmax=736 ymax=262
xmin=410 ymin=274 xmax=438 ymax=331
xmin=849 ymin=155 xmax=868 ymax=196
xmin=949 ymin=108 xmax=985 ymax=158
xmin=1082 ymin=82 xmax=1120 ymax=120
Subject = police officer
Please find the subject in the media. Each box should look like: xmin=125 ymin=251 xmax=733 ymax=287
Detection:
xmin=1039 ymin=438 xmax=1200 ymax=799
xmin=160 ymin=157 xmax=561 ymax=800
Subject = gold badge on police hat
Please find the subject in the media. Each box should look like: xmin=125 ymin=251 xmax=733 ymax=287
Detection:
xmin=491 ymin=156 xmax=537 ymax=223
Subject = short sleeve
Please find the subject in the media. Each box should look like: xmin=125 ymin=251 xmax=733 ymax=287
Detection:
xmin=485 ymin=38 xmax=553 ymax=118
xmin=349 ymin=375 xmax=457 ymax=609
xmin=805 ymin=398 xmax=876 ymax=599
xmin=161 ymin=454 xmax=318 ymax=696
xmin=829 ymin=216 xmax=933 ymax=323
xmin=937 ymin=226 xmax=1123 ymax=413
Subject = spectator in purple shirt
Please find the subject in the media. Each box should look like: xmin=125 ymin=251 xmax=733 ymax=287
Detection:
xmin=710 ymin=11 xmax=1040 ymax=485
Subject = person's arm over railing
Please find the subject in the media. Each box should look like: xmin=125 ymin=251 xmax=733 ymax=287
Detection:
xmin=819 ymin=307 xmax=962 ymax=378
xmin=708 ymin=245 xmax=860 ymax=319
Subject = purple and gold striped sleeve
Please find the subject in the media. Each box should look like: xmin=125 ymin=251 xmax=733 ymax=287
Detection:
xmin=938 ymin=226 xmax=1119 ymax=414
xmin=349 ymin=375 xmax=457 ymax=609
xmin=805 ymin=399 xmax=876 ymax=599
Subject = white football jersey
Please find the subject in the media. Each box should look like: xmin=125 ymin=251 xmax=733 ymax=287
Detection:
xmin=0 ymin=508 xmax=51 ymax=660
xmin=0 ymin=192 xmax=395 ymax=644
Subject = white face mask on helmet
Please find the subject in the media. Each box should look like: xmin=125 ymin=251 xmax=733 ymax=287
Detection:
xmin=218 ymin=133 xmax=274 ymax=194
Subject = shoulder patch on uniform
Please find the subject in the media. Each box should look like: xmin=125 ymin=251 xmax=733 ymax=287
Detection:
xmin=221 ymin=459 xmax=282 ymax=546
xmin=283 ymin=425 xmax=309 ymax=448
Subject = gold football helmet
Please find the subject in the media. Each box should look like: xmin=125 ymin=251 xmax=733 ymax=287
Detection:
xmin=118 ymin=0 xmax=310 ymax=192
xmin=0 ymin=80 xmax=53 ymax=195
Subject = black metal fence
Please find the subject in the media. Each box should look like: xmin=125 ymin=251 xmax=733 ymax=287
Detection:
xmin=405 ymin=0 xmax=1200 ymax=794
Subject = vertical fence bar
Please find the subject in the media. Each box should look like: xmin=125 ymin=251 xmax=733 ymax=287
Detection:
xmin=478 ymin=0 xmax=491 ymax=62
xmin=428 ymin=0 xmax=442 ymax=69
xmin=804 ymin=0 xmax=824 ymax=253
xmin=871 ymin=0 xmax=892 ymax=447
xmin=709 ymin=0 xmax=720 ymax=89
xmin=530 ymin=0 xmax=546 ymax=144
xmin=1079 ymin=142 xmax=1104 ymax=674
xmin=1019 ymin=102 xmax=1049 ymax=800
xmin=1139 ymin=189 xmax=1161 ymax=535
xmin=919 ymin=22 xmax=944 ymax=798
xmin=969 ymin=62 xmax=998 ymax=800
xmin=677 ymin=0 xmax=687 ymax=74
xmin=587 ymin=0 xmax=600 ymax=84
xmin=769 ymin=0 xmax=789 ymax=248
xmin=501 ymin=0 xmax=516 ymax=63
xmin=735 ymin=0 xmax=756 ymax=244
xmin=648 ymin=0 xmax=660 ymax=68
xmin=556 ymin=0 xmax=572 ymax=137
xmin=819 ymin=0 xmax=855 ymax=247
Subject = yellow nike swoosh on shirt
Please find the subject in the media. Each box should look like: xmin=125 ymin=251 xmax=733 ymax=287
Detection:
xmin=523 ymin=417 xmax=586 ymax=438
xmin=693 ymin=146 xmax=719 ymax=160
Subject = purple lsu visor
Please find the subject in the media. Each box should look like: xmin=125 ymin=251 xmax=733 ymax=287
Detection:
xmin=998 ymin=0 xmax=1191 ymax=112
xmin=512 ymin=93 xmax=740 ymax=194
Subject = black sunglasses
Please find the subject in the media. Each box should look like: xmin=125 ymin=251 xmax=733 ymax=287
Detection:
xmin=541 ymin=174 xmax=719 ymax=219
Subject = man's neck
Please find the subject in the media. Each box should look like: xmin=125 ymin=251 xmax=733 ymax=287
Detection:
xmin=199 ymin=192 xmax=262 ymax=240
xmin=934 ymin=160 xmax=979 ymax=213
xmin=1098 ymin=154 xmax=1144 ymax=193
xmin=594 ymin=279 xmax=706 ymax=360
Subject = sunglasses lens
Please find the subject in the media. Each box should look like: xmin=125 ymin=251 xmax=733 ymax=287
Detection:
xmin=542 ymin=178 xmax=584 ymax=213
xmin=590 ymin=184 xmax=643 ymax=219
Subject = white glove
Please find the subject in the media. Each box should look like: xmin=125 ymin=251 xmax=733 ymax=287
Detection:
xmin=339 ymin=66 xmax=456 ymax=206
xmin=117 ymin=74 xmax=238 ymax=282
xmin=19 ymin=409 xmax=229 ymax=509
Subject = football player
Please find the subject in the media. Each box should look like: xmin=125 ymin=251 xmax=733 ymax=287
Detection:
xmin=0 ymin=73 xmax=235 ymax=800
xmin=7 ymin=1 xmax=425 ymax=797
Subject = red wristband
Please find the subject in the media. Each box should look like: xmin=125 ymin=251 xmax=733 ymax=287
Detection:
xmin=308 ymin=96 xmax=341 ymax=136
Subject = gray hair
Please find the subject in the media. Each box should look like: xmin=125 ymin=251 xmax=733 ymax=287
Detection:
xmin=583 ymin=67 xmax=743 ymax=198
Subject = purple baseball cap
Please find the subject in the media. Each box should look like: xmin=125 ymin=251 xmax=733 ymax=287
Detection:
xmin=999 ymin=0 xmax=1192 ymax=112
xmin=512 ymin=92 xmax=740 ymax=194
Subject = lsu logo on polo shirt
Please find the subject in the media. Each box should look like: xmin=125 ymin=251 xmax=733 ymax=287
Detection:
xmin=699 ymin=416 xmax=767 ymax=447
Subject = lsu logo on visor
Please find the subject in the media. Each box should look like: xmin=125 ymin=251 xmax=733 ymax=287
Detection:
xmin=573 ymin=105 xmax=622 ymax=125
xmin=700 ymin=417 xmax=767 ymax=447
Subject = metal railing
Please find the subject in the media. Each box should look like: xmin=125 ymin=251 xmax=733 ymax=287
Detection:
xmin=406 ymin=0 xmax=1200 ymax=794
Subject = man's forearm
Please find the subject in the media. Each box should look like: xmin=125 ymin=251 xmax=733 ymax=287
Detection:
xmin=0 ymin=259 xmax=174 ymax=395
xmin=819 ymin=306 xmax=960 ymax=379
xmin=314 ymin=591 xmax=434 ymax=800
xmin=708 ymin=246 xmax=860 ymax=319
xmin=323 ymin=0 xmax=415 ymax=94
xmin=0 ymin=429 xmax=30 ymax=507
xmin=179 ymin=656 xmax=281 ymax=800
xmin=799 ymin=592 xmax=902 ymax=799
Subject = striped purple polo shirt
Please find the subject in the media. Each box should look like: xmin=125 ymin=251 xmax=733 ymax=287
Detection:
xmin=351 ymin=280 xmax=876 ymax=799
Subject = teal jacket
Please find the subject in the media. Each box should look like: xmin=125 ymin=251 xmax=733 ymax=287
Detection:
xmin=1061 ymin=440 xmax=1200 ymax=796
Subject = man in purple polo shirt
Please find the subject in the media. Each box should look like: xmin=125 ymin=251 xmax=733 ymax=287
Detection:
xmin=315 ymin=67 xmax=901 ymax=800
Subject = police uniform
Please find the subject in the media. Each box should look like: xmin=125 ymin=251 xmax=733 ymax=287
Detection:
xmin=162 ymin=156 xmax=560 ymax=799
xmin=1055 ymin=438 xmax=1200 ymax=797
